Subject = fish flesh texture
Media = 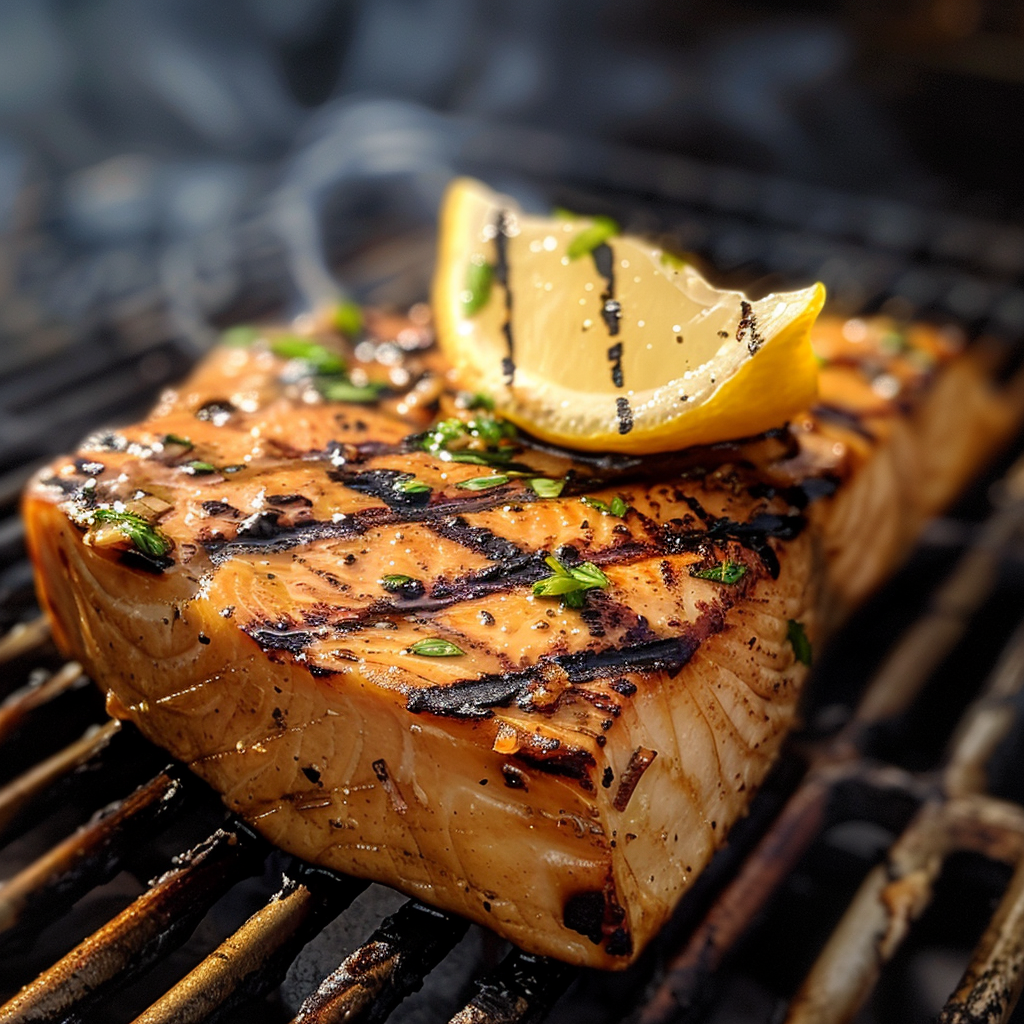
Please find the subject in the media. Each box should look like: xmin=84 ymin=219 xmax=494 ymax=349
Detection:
xmin=22 ymin=310 xmax=1023 ymax=967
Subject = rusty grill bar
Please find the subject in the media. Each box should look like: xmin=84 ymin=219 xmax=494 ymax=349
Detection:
xmin=3 ymin=115 xmax=1024 ymax=1023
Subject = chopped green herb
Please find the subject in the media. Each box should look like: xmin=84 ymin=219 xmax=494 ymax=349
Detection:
xmin=318 ymin=379 xmax=387 ymax=403
xmin=567 ymin=216 xmax=620 ymax=260
xmin=787 ymin=619 xmax=813 ymax=666
xmin=270 ymin=336 xmax=346 ymax=375
xmin=462 ymin=256 xmax=494 ymax=316
xmin=528 ymin=477 xmax=565 ymax=499
xmin=420 ymin=415 xmax=517 ymax=467
xmin=456 ymin=391 xmax=495 ymax=412
xmin=221 ymin=325 xmax=260 ymax=347
xmin=659 ymin=250 xmax=688 ymax=270
xmin=457 ymin=475 xmax=510 ymax=491
xmin=332 ymin=300 xmax=364 ymax=339
xmin=162 ymin=434 xmax=193 ymax=449
xmin=579 ymin=495 xmax=629 ymax=517
xmin=879 ymin=330 xmax=909 ymax=355
xmin=533 ymin=555 xmax=610 ymax=609
xmin=92 ymin=508 xmax=171 ymax=558
xmin=690 ymin=560 xmax=748 ymax=585
xmin=408 ymin=638 xmax=465 ymax=657
xmin=394 ymin=477 xmax=431 ymax=495
xmin=184 ymin=460 xmax=217 ymax=475
xmin=381 ymin=574 xmax=416 ymax=591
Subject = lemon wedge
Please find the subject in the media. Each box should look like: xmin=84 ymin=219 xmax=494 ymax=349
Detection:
xmin=432 ymin=177 xmax=826 ymax=454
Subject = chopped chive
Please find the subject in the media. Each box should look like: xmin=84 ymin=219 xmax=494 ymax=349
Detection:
xmin=408 ymin=638 xmax=465 ymax=657
xmin=184 ymin=460 xmax=217 ymax=475
xmin=457 ymin=475 xmax=510 ymax=491
xmin=270 ymin=336 xmax=346 ymax=375
xmin=332 ymin=300 xmax=364 ymax=339
xmin=690 ymin=560 xmax=748 ymax=585
xmin=92 ymin=508 xmax=171 ymax=558
xmin=381 ymin=574 xmax=415 ymax=590
xmin=529 ymin=477 xmax=565 ymax=498
xmin=394 ymin=477 xmax=431 ymax=495
xmin=579 ymin=495 xmax=629 ymax=517
xmin=787 ymin=619 xmax=813 ymax=666
xmin=162 ymin=433 xmax=193 ymax=449
xmin=659 ymin=251 xmax=688 ymax=270
xmin=462 ymin=257 xmax=494 ymax=316
xmin=221 ymin=325 xmax=260 ymax=347
xmin=319 ymin=379 xmax=386 ymax=403
xmin=456 ymin=391 xmax=495 ymax=411
xmin=567 ymin=216 xmax=620 ymax=260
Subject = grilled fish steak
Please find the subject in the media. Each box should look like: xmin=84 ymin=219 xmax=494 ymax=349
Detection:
xmin=23 ymin=311 xmax=1022 ymax=967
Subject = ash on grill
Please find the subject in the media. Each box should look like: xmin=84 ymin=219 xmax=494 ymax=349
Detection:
xmin=4 ymin=106 xmax=1024 ymax=1024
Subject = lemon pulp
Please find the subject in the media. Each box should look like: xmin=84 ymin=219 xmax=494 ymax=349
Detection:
xmin=432 ymin=177 xmax=825 ymax=455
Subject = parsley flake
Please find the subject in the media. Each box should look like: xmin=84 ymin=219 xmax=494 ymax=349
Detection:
xmin=319 ymin=379 xmax=387 ymax=403
xmin=787 ymin=620 xmax=813 ymax=666
xmin=690 ymin=561 xmax=748 ymax=585
xmin=457 ymin=475 xmax=510 ymax=491
xmin=92 ymin=509 xmax=171 ymax=558
xmin=394 ymin=477 xmax=431 ymax=496
xmin=533 ymin=555 xmax=610 ymax=609
xmin=408 ymin=638 xmax=465 ymax=657
xmin=271 ymin=336 xmax=346 ymax=375
xmin=462 ymin=256 xmax=494 ymax=316
xmin=567 ymin=216 xmax=620 ymax=260
xmin=332 ymin=300 xmax=364 ymax=339
xmin=579 ymin=495 xmax=629 ymax=517
xmin=529 ymin=477 xmax=565 ymax=498
xmin=184 ymin=460 xmax=217 ymax=475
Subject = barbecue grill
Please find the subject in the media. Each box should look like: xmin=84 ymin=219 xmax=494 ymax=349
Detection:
xmin=3 ymin=101 xmax=1024 ymax=1024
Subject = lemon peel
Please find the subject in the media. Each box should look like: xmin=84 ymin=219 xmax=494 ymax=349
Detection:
xmin=432 ymin=177 xmax=825 ymax=455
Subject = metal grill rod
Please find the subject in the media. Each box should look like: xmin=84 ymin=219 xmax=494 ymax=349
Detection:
xmin=0 ymin=827 xmax=260 ymax=1024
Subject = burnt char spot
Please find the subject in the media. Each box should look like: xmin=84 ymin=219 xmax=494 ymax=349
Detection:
xmin=813 ymin=403 xmax=877 ymax=442
xmin=429 ymin=516 xmax=524 ymax=562
xmin=201 ymin=500 xmax=241 ymax=518
xmin=332 ymin=469 xmax=431 ymax=509
xmin=607 ymin=342 xmax=624 ymax=387
xmin=602 ymin=767 xmax=614 ymax=789
xmin=564 ymin=891 xmax=606 ymax=944
xmin=606 ymin=929 xmax=633 ymax=957
xmin=612 ymin=747 xmax=658 ymax=812
xmin=196 ymin=399 xmax=237 ymax=423
xmin=236 ymin=511 xmax=284 ymax=540
xmin=119 ymin=550 xmax=174 ymax=575
xmin=615 ymin=397 xmax=634 ymax=435
xmin=659 ymin=498 xmax=803 ymax=580
xmin=610 ymin=678 xmax=637 ymax=697
xmin=301 ymin=766 xmax=321 ymax=784
xmin=407 ymin=676 xmax=525 ymax=719
xmin=74 ymin=458 xmax=105 ymax=476
xmin=501 ymin=764 xmax=528 ymax=790
xmin=266 ymin=493 xmax=314 ymax=507
xmin=246 ymin=622 xmax=314 ymax=654
xmin=381 ymin=577 xmax=427 ymax=600
xmin=407 ymin=636 xmax=702 ymax=720
xmin=308 ymin=664 xmax=339 ymax=678
xmin=514 ymin=745 xmax=596 ymax=790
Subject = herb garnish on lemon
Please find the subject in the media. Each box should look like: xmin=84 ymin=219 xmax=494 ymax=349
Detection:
xmin=432 ymin=177 xmax=825 ymax=454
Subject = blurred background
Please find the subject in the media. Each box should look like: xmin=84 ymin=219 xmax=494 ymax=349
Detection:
xmin=1 ymin=0 xmax=1024 ymax=492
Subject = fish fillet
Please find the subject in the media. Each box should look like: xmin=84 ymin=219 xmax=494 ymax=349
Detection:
xmin=22 ymin=310 xmax=1022 ymax=967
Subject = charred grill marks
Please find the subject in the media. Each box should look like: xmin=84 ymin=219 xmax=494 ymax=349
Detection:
xmin=405 ymin=634 xmax=704 ymax=720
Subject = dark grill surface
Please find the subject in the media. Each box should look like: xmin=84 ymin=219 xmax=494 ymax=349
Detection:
xmin=3 ymin=105 xmax=1024 ymax=1024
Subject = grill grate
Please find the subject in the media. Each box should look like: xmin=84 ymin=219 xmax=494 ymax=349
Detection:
xmin=4 ymin=106 xmax=1024 ymax=1023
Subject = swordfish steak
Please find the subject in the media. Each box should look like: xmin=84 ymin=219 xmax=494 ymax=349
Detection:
xmin=22 ymin=311 xmax=1023 ymax=967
